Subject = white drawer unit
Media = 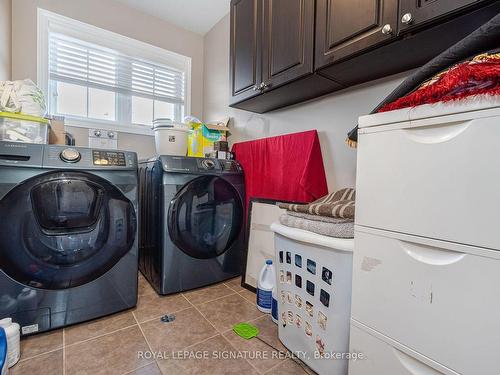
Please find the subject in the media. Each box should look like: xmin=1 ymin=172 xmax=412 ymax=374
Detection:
xmin=349 ymin=321 xmax=457 ymax=375
xmin=356 ymin=105 xmax=500 ymax=251
xmin=352 ymin=227 xmax=500 ymax=375
xmin=271 ymin=223 xmax=354 ymax=375
xmin=353 ymin=99 xmax=500 ymax=375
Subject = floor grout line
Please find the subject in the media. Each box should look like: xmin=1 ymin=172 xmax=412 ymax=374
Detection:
xmin=121 ymin=361 xmax=156 ymax=375
xmin=132 ymin=311 xmax=157 ymax=375
xmin=182 ymin=293 xmax=221 ymax=334
xmin=263 ymin=358 xmax=288 ymax=374
xmin=16 ymin=345 xmax=63 ymax=364
xmin=219 ymin=331 xmax=264 ymax=374
xmin=64 ymin=323 xmax=138 ymax=348
xmin=182 ymin=291 xmax=238 ymax=308
xmin=183 ymin=288 xmax=268 ymax=375
xmin=62 ymin=328 xmax=66 ymax=375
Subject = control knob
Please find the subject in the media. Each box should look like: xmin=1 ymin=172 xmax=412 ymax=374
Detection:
xmin=201 ymin=159 xmax=215 ymax=170
xmin=60 ymin=148 xmax=81 ymax=163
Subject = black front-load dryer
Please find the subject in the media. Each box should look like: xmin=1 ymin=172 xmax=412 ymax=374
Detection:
xmin=138 ymin=155 xmax=245 ymax=295
xmin=0 ymin=142 xmax=138 ymax=335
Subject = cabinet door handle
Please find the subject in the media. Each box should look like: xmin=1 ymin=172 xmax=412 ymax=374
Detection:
xmin=381 ymin=24 xmax=393 ymax=35
xmin=401 ymin=12 xmax=413 ymax=25
xmin=260 ymin=82 xmax=270 ymax=90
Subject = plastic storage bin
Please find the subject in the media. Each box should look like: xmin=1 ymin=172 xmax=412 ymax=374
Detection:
xmin=271 ymin=223 xmax=354 ymax=375
xmin=0 ymin=112 xmax=49 ymax=144
xmin=153 ymin=118 xmax=190 ymax=156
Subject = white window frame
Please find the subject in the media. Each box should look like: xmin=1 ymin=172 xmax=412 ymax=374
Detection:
xmin=37 ymin=8 xmax=192 ymax=136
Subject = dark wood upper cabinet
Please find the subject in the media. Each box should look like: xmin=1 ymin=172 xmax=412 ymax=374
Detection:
xmin=398 ymin=0 xmax=486 ymax=33
xmin=229 ymin=0 xmax=262 ymax=105
xmin=261 ymin=0 xmax=315 ymax=91
xmin=315 ymin=0 xmax=399 ymax=69
xmin=229 ymin=0 xmax=500 ymax=113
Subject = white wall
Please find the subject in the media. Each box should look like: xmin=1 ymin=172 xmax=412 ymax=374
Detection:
xmin=11 ymin=0 xmax=205 ymax=159
xmin=203 ymin=15 xmax=409 ymax=191
xmin=0 ymin=0 xmax=11 ymax=81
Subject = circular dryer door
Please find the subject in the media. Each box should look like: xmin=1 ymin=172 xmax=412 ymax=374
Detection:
xmin=168 ymin=175 xmax=243 ymax=259
xmin=0 ymin=171 xmax=136 ymax=289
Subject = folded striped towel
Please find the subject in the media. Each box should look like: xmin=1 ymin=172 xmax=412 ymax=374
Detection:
xmin=287 ymin=211 xmax=353 ymax=224
xmin=279 ymin=214 xmax=354 ymax=238
xmin=278 ymin=188 xmax=355 ymax=219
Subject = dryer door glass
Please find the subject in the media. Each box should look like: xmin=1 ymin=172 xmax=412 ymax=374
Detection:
xmin=0 ymin=171 xmax=136 ymax=289
xmin=168 ymin=175 xmax=243 ymax=259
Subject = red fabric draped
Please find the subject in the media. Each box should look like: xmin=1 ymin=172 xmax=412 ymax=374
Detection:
xmin=379 ymin=58 xmax=500 ymax=112
xmin=232 ymin=130 xmax=328 ymax=213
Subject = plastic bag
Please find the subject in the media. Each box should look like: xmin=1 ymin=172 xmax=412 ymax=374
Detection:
xmin=0 ymin=80 xmax=46 ymax=117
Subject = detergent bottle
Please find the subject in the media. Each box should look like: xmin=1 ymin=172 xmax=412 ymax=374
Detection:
xmin=257 ymin=260 xmax=275 ymax=313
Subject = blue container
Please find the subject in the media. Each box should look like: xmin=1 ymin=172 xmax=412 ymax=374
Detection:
xmin=0 ymin=327 xmax=7 ymax=375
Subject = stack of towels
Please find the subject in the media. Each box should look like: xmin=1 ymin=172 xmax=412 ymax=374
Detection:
xmin=278 ymin=188 xmax=355 ymax=238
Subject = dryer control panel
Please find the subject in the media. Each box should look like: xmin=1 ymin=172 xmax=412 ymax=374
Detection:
xmin=160 ymin=155 xmax=242 ymax=174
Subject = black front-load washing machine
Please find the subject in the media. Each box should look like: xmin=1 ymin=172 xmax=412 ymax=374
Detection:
xmin=138 ymin=155 xmax=245 ymax=295
xmin=0 ymin=141 xmax=138 ymax=335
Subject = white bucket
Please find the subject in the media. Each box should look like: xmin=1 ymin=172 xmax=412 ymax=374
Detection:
xmin=153 ymin=118 xmax=190 ymax=156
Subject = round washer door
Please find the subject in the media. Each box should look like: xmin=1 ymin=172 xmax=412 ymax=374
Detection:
xmin=168 ymin=175 xmax=243 ymax=259
xmin=0 ymin=171 xmax=137 ymax=289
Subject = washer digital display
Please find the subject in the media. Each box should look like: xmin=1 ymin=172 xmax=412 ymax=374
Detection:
xmin=92 ymin=150 xmax=126 ymax=166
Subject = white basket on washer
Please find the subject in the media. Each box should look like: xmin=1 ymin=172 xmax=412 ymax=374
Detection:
xmin=271 ymin=222 xmax=354 ymax=375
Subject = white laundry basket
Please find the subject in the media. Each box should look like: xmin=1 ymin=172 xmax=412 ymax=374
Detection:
xmin=153 ymin=118 xmax=190 ymax=156
xmin=271 ymin=223 xmax=354 ymax=375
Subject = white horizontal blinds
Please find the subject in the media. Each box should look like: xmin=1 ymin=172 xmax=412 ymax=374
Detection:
xmin=49 ymin=32 xmax=185 ymax=104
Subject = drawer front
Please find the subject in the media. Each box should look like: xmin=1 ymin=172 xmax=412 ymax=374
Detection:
xmin=356 ymin=113 xmax=500 ymax=250
xmin=351 ymin=229 xmax=500 ymax=375
xmin=349 ymin=322 xmax=454 ymax=375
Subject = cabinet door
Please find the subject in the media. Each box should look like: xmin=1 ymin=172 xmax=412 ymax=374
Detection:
xmin=399 ymin=0 xmax=484 ymax=32
xmin=261 ymin=0 xmax=315 ymax=91
xmin=229 ymin=0 xmax=262 ymax=105
xmin=315 ymin=0 xmax=398 ymax=69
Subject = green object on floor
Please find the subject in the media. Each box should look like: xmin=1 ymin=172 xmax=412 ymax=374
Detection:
xmin=233 ymin=322 xmax=259 ymax=340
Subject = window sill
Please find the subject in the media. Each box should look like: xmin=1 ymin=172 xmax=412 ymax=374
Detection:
xmin=63 ymin=117 xmax=154 ymax=136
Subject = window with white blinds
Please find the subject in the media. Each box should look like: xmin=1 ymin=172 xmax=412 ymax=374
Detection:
xmin=39 ymin=10 xmax=191 ymax=134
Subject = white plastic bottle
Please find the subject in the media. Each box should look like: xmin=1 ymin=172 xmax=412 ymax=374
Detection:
xmin=257 ymin=260 xmax=275 ymax=313
xmin=0 ymin=318 xmax=20 ymax=368
xmin=271 ymin=285 xmax=278 ymax=324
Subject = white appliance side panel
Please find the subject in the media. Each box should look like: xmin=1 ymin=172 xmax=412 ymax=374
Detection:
xmin=351 ymin=228 xmax=500 ymax=375
xmin=356 ymin=112 xmax=500 ymax=250
xmin=275 ymin=233 xmax=353 ymax=375
xmin=245 ymin=202 xmax=286 ymax=287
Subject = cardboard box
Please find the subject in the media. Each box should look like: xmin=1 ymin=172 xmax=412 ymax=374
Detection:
xmin=188 ymin=119 xmax=230 ymax=157
xmin=48 ymin=116 xmax=66 ymax=145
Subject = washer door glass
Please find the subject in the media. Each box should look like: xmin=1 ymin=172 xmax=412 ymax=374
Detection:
xmin=168 ymin=175 xmax=243 ymax=259
xmin=0 ymin=171 xmax=136 ymax=289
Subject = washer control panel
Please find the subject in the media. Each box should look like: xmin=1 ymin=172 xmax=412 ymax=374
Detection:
xmin=43 ymin=145 xmax=137 ymax=169
xmin=92 ymin=150 xmax=126 ymax=166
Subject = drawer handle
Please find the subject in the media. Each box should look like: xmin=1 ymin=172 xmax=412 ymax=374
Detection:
xmin=402 ymin=121 xmax=470 ymax=144
xmin=393 ymin=347 xmax=444 ymax=374
xmin=399 ymin=240 xmax=466 ymax=266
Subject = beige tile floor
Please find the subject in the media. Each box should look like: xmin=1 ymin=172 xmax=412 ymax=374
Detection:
xmin=10 ymin=275 xmax=313 ymax=375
